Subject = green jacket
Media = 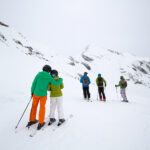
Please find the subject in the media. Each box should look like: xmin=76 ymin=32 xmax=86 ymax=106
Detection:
xmin=31 ymin=71 xmax=63 ymax=97
xmin=116 ymin=79 xmax=126 ymax=89
xmin=96 ymin=77 xmax=106 ymax=87
xmin=47 ymin=76 xmax=64 ymax=97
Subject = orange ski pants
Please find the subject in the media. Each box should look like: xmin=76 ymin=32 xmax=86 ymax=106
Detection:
xmin=29 ymin=94 xmax=47 ymax=124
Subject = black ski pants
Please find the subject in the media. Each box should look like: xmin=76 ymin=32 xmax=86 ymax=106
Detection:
xmin=98 ymin=87 xmax=106 ymax=99
xmin=83 ymin=87 xmax=90 ymax=99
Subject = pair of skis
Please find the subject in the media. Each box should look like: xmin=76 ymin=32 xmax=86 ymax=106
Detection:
xmin=29 ymin=114 xmax=73 ymax=137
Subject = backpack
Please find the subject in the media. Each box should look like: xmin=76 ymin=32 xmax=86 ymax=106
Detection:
xmin=83 ymin=76 xmax=89 ymax=84
xmin=122 ymin=80 xmax=127 ymax=88
xmin=98 ymin=77 xmax=103 ymax=86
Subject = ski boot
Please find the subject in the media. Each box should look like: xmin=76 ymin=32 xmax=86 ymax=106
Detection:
xmin=37 ymin=122 xmax=45 ymax=130
xmin=57 ymin=119 xmax=65 ymax=126
xmin=48 ymin=118 xmax=56 ymax=126
xmin=26 ymin=120 xmax=38 ymax=127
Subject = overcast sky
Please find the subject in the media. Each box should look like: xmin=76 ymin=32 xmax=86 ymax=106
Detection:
xmin=0 ymin=0 xmax=150 ymax=57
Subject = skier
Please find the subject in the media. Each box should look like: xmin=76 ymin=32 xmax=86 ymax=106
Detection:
xmin=47 ymin=70 xmax=65 ymax=126
xmin=115 ymin=76 xmax=128 ymax=102
xmin=96 ymin=74 xmax=107 ymax=101
xmin=26 ymin=65 xmax=63 ymax=130
xmin=80 ymin=72 xmax=91 ymax=100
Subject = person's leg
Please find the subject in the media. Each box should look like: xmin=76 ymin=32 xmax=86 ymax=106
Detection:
xmin=121 ymin=89 xmax=127 ymax=101
xmin=101 ymin=87 xmax=106 ymax=101
xmin=83 ymin=87 xmax=87 ymax=99
xmin=56 ymin=97 xmax=65 ymax=125
xmin=29 ymin=95 xmax=40 ymax=122
xmin=98 ymin=87 xmax=102 ymax=101
xmin=87 ymin=87 xmax=90 ymax=99
xmin=98 ymin=87 xmax=101 ymax=100
xmin=38 ymin=96 xmax=47 ymax=124
xmin=124 ymin=89 xmax=128 ymax=101
xmin=57 ymin=96 xmax=64 ymax=119
xmin=49 ymin=97 xmax=57 ymax=119
xmin=48 ymin=97 xmax=57 ymax=125
xmin=120 ymin=89 xmax=123 ymax=99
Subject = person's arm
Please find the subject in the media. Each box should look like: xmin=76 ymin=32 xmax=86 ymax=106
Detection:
xmin=31 ymin=75 xmax=38 ymax=94
xmin=49 ymin=75 xmax=63 ymax=86
xmin=60 ymin=82 xmax=64 ymax=89
xmin=88 ymin=77 xmax=91 ymax=84
xmin=119 ymin=80 xmax=123 ymax=87
xmin=80 ymin=77 xmax=83 ymax=83
xmin=47 ymin=84 xmax=51 ymax=91
xmin=96 ymin=78 xmax=98 ymax=85
xmin=103 ymin=78 xmax=106 ymax=86
xmin=116 ymin=80 xmax=121 ymax=87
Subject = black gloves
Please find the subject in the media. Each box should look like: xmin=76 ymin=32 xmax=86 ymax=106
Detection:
xmin=31 ymin=93 xmax=33 ymax=97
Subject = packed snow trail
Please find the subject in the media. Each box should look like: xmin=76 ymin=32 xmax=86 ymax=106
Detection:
xmin=0 ymin=78 xmax=150 ymax=150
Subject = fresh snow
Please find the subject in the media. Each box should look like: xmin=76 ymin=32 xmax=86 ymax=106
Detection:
xmin=0 ymin=22 xmax=150 ymax=150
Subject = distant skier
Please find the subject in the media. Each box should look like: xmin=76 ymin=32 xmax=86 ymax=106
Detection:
xmin=96 ymin=74 xmax=107 ymax=101
xmin=115 ymin=76 xmax=128 ymax=102
xmin=47 ymin=70 xmax=65 ymax=126
xmin=26 ymin=65 xmax=63 ymax=130
xmin=80 ymin=72 xmax=91 ymax=100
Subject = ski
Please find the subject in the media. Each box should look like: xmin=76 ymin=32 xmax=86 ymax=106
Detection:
xmin=15 ymin=121 xmax=38 ymax=134
xmin=29 ymin=127 xmax=38 ymax=137
xmin=29 ymin=119 xmax=49 ymax=137
xmin=29 ymin=123 xmax=47 ymax=137
xmin=52 ymin=114 xmax=73 ymax=132
xmin=87 ymin=99 xmax=92 ymax=102
xmin=29 ymin=114 xmax=73 ymax=137
xmin=29 ymin=118 xmax=58 ymax=137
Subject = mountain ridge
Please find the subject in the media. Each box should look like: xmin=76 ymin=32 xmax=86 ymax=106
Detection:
xmin=1 ymin=21 xmax=150 ymax=88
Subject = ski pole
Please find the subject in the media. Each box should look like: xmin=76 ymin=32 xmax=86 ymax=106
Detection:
xmin=15 ymin=96 xmax=32 ymax=129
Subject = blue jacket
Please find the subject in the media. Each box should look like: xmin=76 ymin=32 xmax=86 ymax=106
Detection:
xmin=80 ymin=74 xmax=91 ymax=87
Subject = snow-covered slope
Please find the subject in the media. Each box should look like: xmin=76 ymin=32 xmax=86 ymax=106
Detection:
xmin=66 ymin=45 xmax=150 ymax=87
xmin=0 ymin=21 xmax=150 ymax=150
xmin=1 ymin=21 xmax=150 ymax=89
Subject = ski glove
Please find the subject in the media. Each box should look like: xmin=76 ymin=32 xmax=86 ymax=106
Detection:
xmin=31 ymin=93 xmax=34 ymax=97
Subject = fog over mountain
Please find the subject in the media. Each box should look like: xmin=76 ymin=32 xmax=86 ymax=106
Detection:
xmin=1 ymin=0 xmax=150 ymax=57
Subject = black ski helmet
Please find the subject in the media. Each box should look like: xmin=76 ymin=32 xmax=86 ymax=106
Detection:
xmin=120 ymin=76 xmax=124 ymax=79
xmin=43 ymin=65 xmax=51 ymax=73
xmin=51 ymin=70 xmax=58 ymax=77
